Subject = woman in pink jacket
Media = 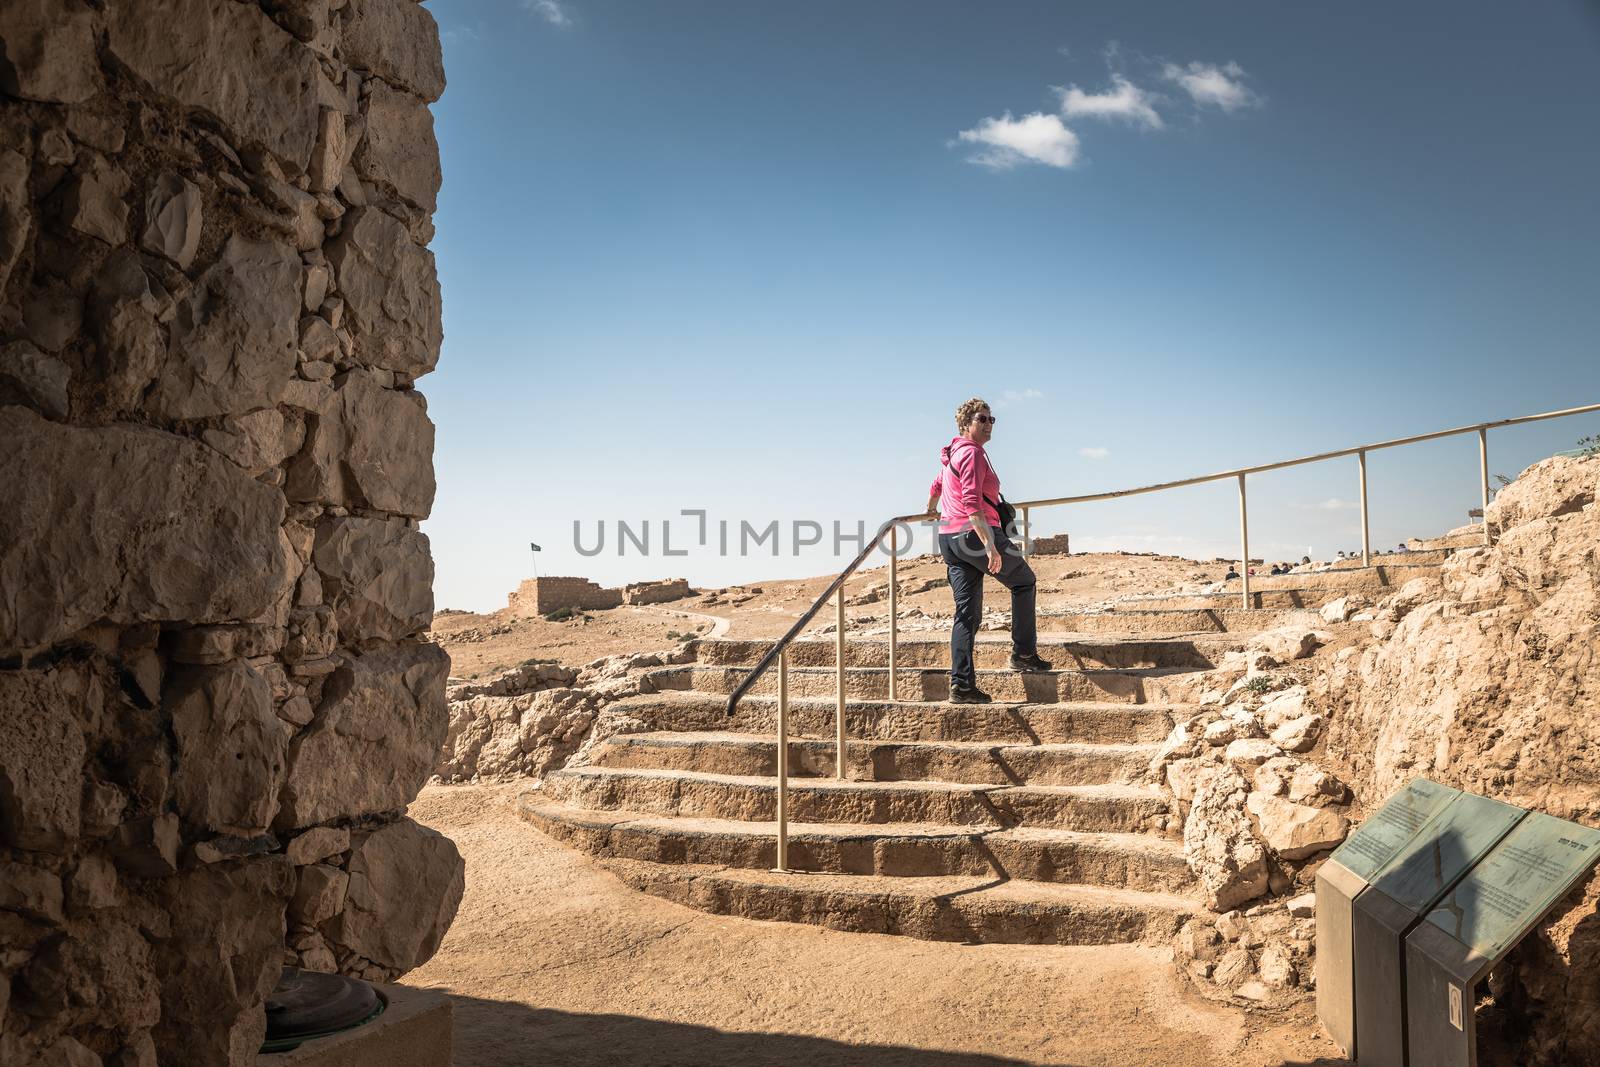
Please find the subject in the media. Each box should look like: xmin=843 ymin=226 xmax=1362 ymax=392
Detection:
xmin=925 ymin=397 xmax=1051 ymax=703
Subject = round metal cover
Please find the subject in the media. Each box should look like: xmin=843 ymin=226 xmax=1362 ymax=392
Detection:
xmin=262 ymin=967 xmax=383 ymax=1052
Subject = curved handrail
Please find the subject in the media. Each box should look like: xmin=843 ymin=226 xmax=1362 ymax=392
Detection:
xmin=722 ymin=400 xmax=1600 ymax=720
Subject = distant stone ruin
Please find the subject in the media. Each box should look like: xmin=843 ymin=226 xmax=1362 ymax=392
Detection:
xmin=1030 ymin=533 xmax=1071 ymax=555
xmin=0 ymin=2 xmax=458 ymax=1063
xmin=508 ymin=576 xmax=693 ymax=615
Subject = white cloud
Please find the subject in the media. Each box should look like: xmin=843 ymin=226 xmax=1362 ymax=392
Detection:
xmin=1078 ymin=446 xmax=1111 ymax=460
xmin=1056 ymin=74 xmax=1163 ymax=130
xmin=522 ymin=0 xmax=573 ymax=28
xmin=441 ymin=23 xmax=482 ymax=46
xmin=1162 ymin=61 xmax=1259 ymax=112
xmin=956 ymin=112 xmax=1080 ymax=170
xmin=1293 ymin=498 xmax=1358 ymax=511
xmin=999 ymin=388 xmax=1045 ymax=405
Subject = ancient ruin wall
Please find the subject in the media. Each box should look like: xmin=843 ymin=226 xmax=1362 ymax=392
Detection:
xmin=0 ymin=2 xmax=460 ymax=1064
xmin=508 ymin=576 xmax=625 ymax=615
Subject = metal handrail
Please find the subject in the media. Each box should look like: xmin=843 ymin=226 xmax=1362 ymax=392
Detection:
xmin=725 ymin=400 xmax=1600 ymax=873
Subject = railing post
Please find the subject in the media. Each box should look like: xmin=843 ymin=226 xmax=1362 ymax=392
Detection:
xmin=775 ymin=648 xmax=789 ymax=873
xmin=835 ymin=585 xmax=846 ymax=779
xmin=887 ymin=523 xmax=898 ymax=703
xmin=1479 ymin=427 xmax=1491 ymax=545
xmin=1238 ymin=472 xmax=1251 ymax=610
xmin=1358 ymin=449 xmax=1371 ymax=566
xmin=1021 ymin=506 xmax=1030 ymax=555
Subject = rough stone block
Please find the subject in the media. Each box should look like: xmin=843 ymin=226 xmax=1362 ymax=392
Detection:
xmin=277 ymin=642 xmax=449 ymax=829
xmin=151 ymin=234 xmax=303 ymax=420
xmin=325 ymin=208 xmax=442 ymax=377
xmin=341 ymin=0 xmax=446 ymax=102
xmin=0 ymin=340 xmax=70 ymax=420
xmin=107 ymin=0 xmax=320 ymax=171
xmin=140 ymin=174 xmax=203 ymax=269
xmin=167 ymin=663 xmax=292 ymax=836
xmin=312 ymin=516 xmax=433 ymax=642
xmin=0 ymin=408 xmax=290 ymax=651
xmin=0 ymin=0 xmax=102 ymax=104
xmin=331 ymin=818 xmax=463 ymax=972
xmin=286 ymin=370 xmax=436 ymax=518
xmin=353 ymin=82 xmax=441 ymax=213
xmin=152 ymin=857 xmax=295 ymax=1066
xmin=290 ymin=863 xmax=348 ymax=926
xmin=0 ymin=665 xmax=88 ymax=852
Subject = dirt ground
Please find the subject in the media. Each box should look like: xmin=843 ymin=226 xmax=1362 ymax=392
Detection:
xmin=403 ymin=783 xmax=1348 ymax=1067
xmin=429 ymin=550 xmax=1229 ymax=679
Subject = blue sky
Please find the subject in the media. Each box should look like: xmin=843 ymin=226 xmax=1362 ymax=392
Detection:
xmin=422 ymin=0 xmax=1600 ymax=611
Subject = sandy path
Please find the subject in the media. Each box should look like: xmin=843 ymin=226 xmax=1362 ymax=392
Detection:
xmin=403 ymin=783 xmax=1345 ymax=1067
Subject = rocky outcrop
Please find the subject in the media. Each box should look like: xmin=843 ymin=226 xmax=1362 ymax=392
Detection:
xmin=1316 ymin=453 xmax=1600 ymax=1064
xmin=0 ymin=2 xmax=455 ymax=1062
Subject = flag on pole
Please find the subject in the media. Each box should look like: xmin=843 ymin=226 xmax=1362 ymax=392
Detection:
xmin=529 ymin=543 xmax=542 ymax=552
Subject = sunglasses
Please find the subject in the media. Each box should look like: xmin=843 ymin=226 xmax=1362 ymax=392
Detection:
xmin=973 ymin=414 xmax=997 ymax=424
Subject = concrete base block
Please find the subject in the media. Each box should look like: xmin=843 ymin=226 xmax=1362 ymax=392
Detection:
xmin=257 ymin=983 xmax=452 ymax=1067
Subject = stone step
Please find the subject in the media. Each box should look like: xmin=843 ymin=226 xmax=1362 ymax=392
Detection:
xmin=693 ymin=636 xmax=1227 ymax=672
xmin=611 ymin=691 xmax=1182 ymax=745
xmin=541 ymin=766 xmax=1172 ymax=833
xmin=520 ymin=799 xmax=1193 ymax=893
xmin=654 ymin=664 xmax=1198 ymax=705
xmin=594 ymin=856 xmax=1199 ymax=946
xmin=596 ymin=730 xmax=1158 ymax=786
xmin=1034 ymin=607 xmax=1293 ymax=635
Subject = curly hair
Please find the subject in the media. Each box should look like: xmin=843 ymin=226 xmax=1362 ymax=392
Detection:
xmin=955 ymin=397 xmax=990 ymax=432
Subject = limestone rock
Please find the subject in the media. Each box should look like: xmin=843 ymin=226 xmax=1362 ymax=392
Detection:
xmin=1258 ymin=686 xmax=1310 ymax=730
xmin=0 ymin=340 xmax=70 ymax=420
xmin=1201 ymin=718 xmax=1235 ymax=746
xmin=1164 ymin=754 xmax=1219 ymax=803
xmin=107 ymin=0 xmax=320 ymax=171
xmin=1223 ymin=737 xmax=1281 ymax=769
xmin=0 ymin=408 xmax=289 ymax=651
xmin=1287 ymin=893 xmax=1316 ymax=918
xmin=1485 ymin=454 xmax=1596 ymax=533
xmin=1258 ymin=942 xmax=1298 ymax=988
xmin=0 ymin=148 xmax=29 ymax=295
xmin=286 ymin=370 xmax=436 ymax=517
xmin=63 ymin=169 xmax=130 ymax=246
xmin=1248 ymin=626 xmax=1323 ymax=664
xmin=167 ymin=663 xmax=291 ymax=835
xmin=353 ymin=81 xmax=441 ymax=213
xmin=342 ymin=0 xmax=446 ymax=102
xmin=139 ymin=174 xmax=203 ymax=269
xmin=151 ymin=235 xmax=302 ymax=420
xmin=325 ymin=208 xmax=442 ymax=377
xmin=330 ymin=818 xmax=463 ymax=974
xmin=285 ymin=826 xmax=349 ymax=865
xmin=152 ymin=858 xmax=295 ymax=1066
xmin=1184 ymin=765 xmax=1269 ymax=912
xmin=278 ymin=641 xmax=449 ymax=828
xmin=290 ymin=863 xmax=348 ymax=926
xmin=202 ymin=408 xmax=302 ymax=475
xmin=1270 ymin=714 xmax=1324 ymax=754
xmin=308 ymin=108 xmax=349 ymax=194
xmin=0 ymin=0 xmax=102 ymax=104
xmin=0 ymin=861 xmax=65 ymax=924
xmin=304 ymin=263 xmax=332 ymax=313
xmin=0 ymin=665 xmax=88 ymax=851
xmin=1321 ymin=596 xmax=1356 ymax=624
xmin=111 ymin=814 xmax=181 ymax=879
xmin=66 ymin=110 xmax=126 ymax=155
xmin=1246 ymin=792 xmax=1349 ymax=860
xmin=312 ymin=516 xmax=434 ymax=642
xmin=300 ymin=315 xmax=340 ymax=363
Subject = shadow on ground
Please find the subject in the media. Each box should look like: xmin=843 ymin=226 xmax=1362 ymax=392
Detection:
xmin=432 ymin=991 xmax=1088 ymax=1066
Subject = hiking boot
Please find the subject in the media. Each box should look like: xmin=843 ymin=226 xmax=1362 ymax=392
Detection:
xmin=1008 ymin=652 xmax=1053 ymax=672
xmin=948 ymin=683 xmax=992 ymax=704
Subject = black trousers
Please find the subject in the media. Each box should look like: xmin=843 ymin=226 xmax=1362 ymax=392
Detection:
xmin=937 ymin=526 xmax=1038 ymax=689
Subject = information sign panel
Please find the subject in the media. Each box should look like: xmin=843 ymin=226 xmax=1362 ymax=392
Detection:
xmin=1351 ymin=792 xmax=1524 ymax=1067
xmin=1316 ymin=778 xmax=1461 ymax=1056
xmin=1405 ymin=813 xmax=1600 ymax=1067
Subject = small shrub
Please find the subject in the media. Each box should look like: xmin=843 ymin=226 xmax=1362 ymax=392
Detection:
xmin=1245 ymin=675 xmax=1274 ymax=695
xmin=544 ymin=607 xmax=576 ymax=622
xmin=1578 ymin=434 xmax=1600 ymax=457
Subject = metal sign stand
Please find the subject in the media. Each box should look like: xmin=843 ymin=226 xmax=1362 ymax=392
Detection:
xmin=1404 ymin=813 xmax=1600 ymax=1067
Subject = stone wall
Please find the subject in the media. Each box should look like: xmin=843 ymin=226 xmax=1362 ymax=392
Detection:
xmin=621 ymin=578 xmax=692 ymax=606
xmin=1029 ymin=534 xmax=1070 ymax=555
xmin=507 ymin=576 xmax=624 ymax=615
xmin=0 ymin=2 xmax=460 ymax=1064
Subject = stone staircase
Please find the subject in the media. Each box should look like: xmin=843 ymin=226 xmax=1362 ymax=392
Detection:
xmin=518 ymin=556 xmax=1456 ymax=947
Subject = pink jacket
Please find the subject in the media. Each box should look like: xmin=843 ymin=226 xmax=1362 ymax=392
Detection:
xmin=929 ymin=436 xmax=1000 ymax=535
